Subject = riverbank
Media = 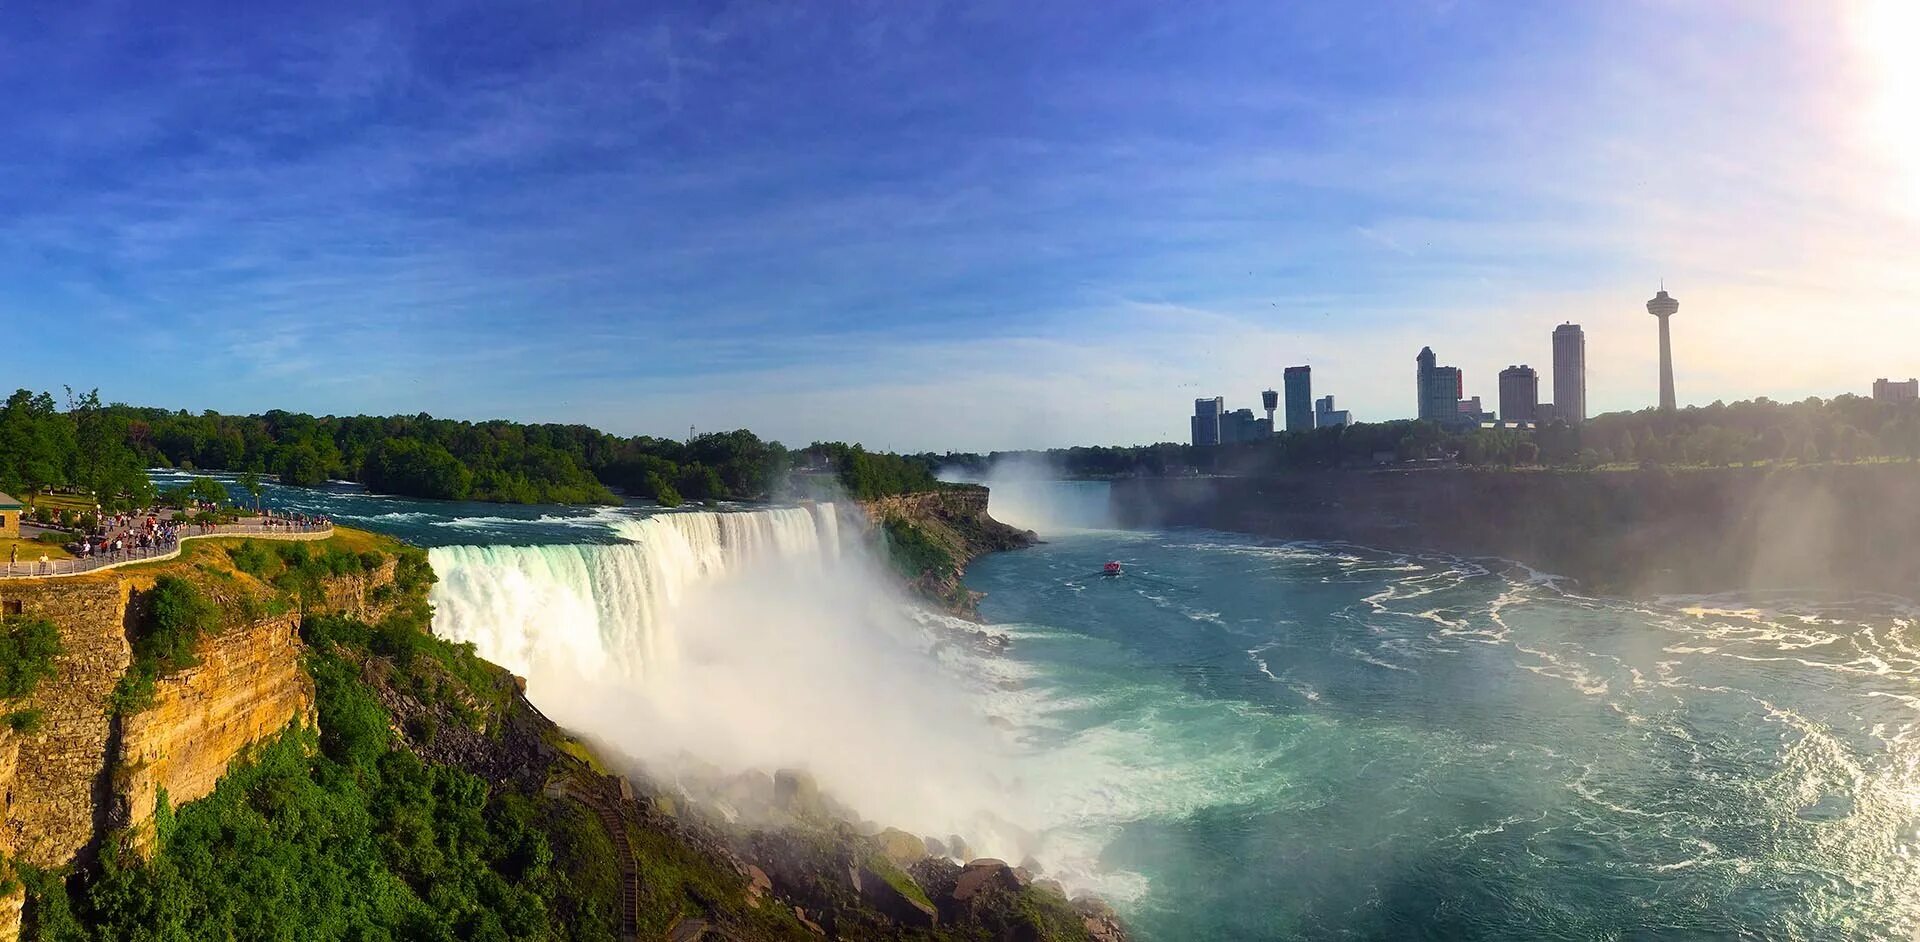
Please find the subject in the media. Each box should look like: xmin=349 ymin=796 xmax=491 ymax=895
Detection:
xmin=1110 ymin=464 xmax=1920 ymax=597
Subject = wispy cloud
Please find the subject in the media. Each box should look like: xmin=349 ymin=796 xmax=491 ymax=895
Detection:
xmin=0 ymin=0 xmax=1913 ymax=447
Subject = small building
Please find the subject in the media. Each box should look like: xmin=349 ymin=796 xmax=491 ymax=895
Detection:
xmin=0 ymin=493 xmax=20 ymax=539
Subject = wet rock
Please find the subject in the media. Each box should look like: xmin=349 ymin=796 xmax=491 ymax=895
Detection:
xmin=1018 ymin=854 xmax=1044 ymax=875
xmin=793 ymin=907 xmax=826 ymax=936
xmin=667 ymin=916 xmax=709 ymax=942
xmin=745 ymin=864 xmax=772 ymax=906
xmin=773 ymin=769 xmax=823 ymax=817
xmin=850 ymin=864 xmax=938 ymax=928
xmin=1074 ymin=896 xmax=1130 ymax=942
xmin=875 ymin=827 xmax=927 ymax=867
xmin=952 ymin=858 xmax=1026 ymax=902
xmin=945 ymin=834 xmax=973 ymax=862
xmin=923 ymin=835 xmax=948 ymax=858
xmin=1033 ymin=878 xmax=1067 ymax=898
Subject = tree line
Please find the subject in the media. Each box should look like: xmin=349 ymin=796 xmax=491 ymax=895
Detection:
xmin=0 ymin=387 xmax=950 ymax=508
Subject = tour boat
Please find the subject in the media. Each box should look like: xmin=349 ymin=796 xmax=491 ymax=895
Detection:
xmin=1103 ymin=561 xmax=1123 ymax=577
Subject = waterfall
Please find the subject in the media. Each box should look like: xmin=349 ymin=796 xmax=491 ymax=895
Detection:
xmin=429 ymin=504 xmax=842 ymax=683
xmin=425 ymin=503 xmax=1031 ymax=853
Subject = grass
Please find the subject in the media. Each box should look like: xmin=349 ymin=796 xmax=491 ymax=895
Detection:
xmin=0 ymin=536 xmax=73 ymax=561
xmin=31 ymin=492 xmax=95 ymax=514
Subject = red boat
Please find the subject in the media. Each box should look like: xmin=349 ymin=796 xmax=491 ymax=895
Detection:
xmin=1102 ymin=561 xmax=1123 ymax=577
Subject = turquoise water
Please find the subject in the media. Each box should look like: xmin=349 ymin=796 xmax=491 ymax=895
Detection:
xmin=164 ymin=469 xmax=1920 ymax=938
xmin=969 ymin=506 xmax=1920 ymax=940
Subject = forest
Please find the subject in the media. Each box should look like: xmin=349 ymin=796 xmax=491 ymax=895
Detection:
xmin=0 ymin=388 xmax=944 ymax=508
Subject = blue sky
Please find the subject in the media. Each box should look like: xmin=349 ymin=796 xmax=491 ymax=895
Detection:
xmin=3 ymin=1 xmax=1916 ymax=450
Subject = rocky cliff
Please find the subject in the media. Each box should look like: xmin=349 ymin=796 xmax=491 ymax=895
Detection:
xmin=113 ymin=613 xmax=317 ymax=854
xmin=1112 ymin=465 xmax=1920 ymax=596
xmin=0 ymin=540 xmax=397 ymax=880
xmin=856 ymin=485 xmax=1036 ymax=616
xmin=0 ymin=579 xmax=129 ymax=869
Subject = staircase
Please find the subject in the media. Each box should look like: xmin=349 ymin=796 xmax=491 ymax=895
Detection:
xmin=550 ymin=775 xmax=644 ymax=941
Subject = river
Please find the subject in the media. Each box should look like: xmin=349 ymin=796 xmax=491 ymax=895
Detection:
xmin=162 ymin=470 xmax=1920 ymax=939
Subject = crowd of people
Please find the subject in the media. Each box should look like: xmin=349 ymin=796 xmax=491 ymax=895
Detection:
xmin=2 ymin=503 xmax=335 ymax=576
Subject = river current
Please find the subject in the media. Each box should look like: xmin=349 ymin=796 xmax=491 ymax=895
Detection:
xmin=164 ymin=470 xmax=1920 ymax=939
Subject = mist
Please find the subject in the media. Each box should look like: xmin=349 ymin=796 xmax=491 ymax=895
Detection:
xmin=426 ymin=504 xmax=1079 ymax=879
xmin=940 ymin=454 xmax=1117 ymax=535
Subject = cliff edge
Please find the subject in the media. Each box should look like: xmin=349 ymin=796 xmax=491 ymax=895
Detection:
xmin=857 ymin=485 xmax=1036 ymax=617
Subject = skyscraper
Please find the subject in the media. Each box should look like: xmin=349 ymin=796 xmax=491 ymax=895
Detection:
xmin=1284 ymin=366 xmax=1314 ymax=433
xmin=1190 ymin=397 xmax=1223 ymax=447
xmin=1647 ymin=289 xmax=1678 ymax=412
xmin=1552 ymin=323 xmax=1586 ymax=424
xmin=1498 ymin=365 xmax=1538 ymax=424
xmin=1417 ymin=347 xmax=1467 ymax=425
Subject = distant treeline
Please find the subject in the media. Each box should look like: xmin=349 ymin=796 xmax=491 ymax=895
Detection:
xmin=936 ymin=395 xmax=1920 ymax=477
xmin=0 ymin=388 xmax=946 ymax=507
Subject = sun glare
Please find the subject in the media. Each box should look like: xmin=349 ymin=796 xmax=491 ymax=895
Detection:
xmin=1850 ymin=0 xmax=1920 ymax=216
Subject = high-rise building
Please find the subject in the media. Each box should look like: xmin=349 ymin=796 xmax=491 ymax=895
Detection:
xmin=1314 ymin=395 xmax=1352 ymax=428
xmin=1499 ymin=364 xmax=1539 ymax=424
xmin=1284 ymin=367 xmax=1315 ymax=433
xmin=1219 ymin=408 xmax=1262 ymax=445
xmin=1647 ymin=289 xmax=1679 ymax=412
xmin=1190 ymin=397 xmax=1223 ymax=447
xmin=1551 ymin=323 xmax=1586 ymax=425
xmin=1873 ymin=378 xmax=1919 ymax=402
xmin=1417 ymin=347 xmax=1465 ymax=423
xmin=1261 ymin=389 xmax=1279 ymax=428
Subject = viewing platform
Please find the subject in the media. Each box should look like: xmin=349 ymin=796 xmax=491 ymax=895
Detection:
xmin=1 ymin=520 xmax=334 ymax=580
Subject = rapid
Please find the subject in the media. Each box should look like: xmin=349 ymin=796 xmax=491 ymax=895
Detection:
xmin=186 ymin=469 xmax=1920 ymax=939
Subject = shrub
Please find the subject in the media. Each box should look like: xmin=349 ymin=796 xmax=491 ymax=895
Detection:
xmin=226 ymin=540 xmax=276 ymax=577
xmin=6 ymin=709 xmax=44 ymax=733
xmin=0 ymin=616 xmax=61 ymax=699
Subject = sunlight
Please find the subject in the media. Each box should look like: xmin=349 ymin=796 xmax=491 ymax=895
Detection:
xmin=1850 ymin=0 xmax=1920 ymax=216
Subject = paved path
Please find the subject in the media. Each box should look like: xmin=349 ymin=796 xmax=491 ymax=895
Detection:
xmin=0 ymin=521 xmax=333 ymax=580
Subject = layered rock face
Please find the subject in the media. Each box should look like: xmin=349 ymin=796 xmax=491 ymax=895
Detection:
xmin=114 ymin=614 xmax=317 ymax=853
xmin=856 ymin=486 xmax=1036 ymax=616
xmin=1111 ymin=465 xmax=1920 ymax=596
xmin=0 ymin=578 xmax=129 ymax=867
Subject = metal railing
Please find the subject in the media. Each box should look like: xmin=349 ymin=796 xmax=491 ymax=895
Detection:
xmin=2 ymin=521 xmax=333 ymax=579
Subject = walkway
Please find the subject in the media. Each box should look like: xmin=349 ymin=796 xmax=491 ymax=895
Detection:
xmin=0 ymin=521 xmax=333 ymax=580
xmin=547 ymin=774 xmax=644 ymax=941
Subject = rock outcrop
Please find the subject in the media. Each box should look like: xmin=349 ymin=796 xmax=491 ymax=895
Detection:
xmin=114 ymin=613 xmax=317 ymax=854
xmin=0 ymin=578 xmax=129 ymax=867
xmin=856 ymin=486 xmax=1035 ymax=617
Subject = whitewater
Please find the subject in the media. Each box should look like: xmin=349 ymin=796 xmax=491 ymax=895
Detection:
xmin=202 ymin=471 xmax=1920 ymax=939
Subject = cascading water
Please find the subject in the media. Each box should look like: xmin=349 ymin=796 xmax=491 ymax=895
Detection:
xmin=428 ymin=503 xmax=1046 ymax=867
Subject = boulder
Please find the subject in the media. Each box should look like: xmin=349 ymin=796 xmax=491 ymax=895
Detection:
xmin=773 ymin=768 xmax=823 ymax=817
xmin=1033 ymin=878 xmax=1067 ymax=898
xmin=875 ymin=827 xmax=927 ymax=867
xmin=945 ymin=834 xmax=973 ymax=863
xmin=667 ymin=917 xmax=709 ymax=942
xmin=850 ymin=864 xmax=938 ymax=928
xmin=923 ymin=835 xmax=948 ymax=858
xmin=745 ymin=864 xmax=772 ymax=905
xmin=1074 ymin=896 xmax=1130 ymax=942
xmin=793 ymin=907 xmax=827 ymax=936
xmin=952 ymin=858 xmax=1026 ymax=902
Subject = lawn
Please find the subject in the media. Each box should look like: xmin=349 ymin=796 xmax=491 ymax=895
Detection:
xmin=0 ymin=536 xmax=73 ymax=562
